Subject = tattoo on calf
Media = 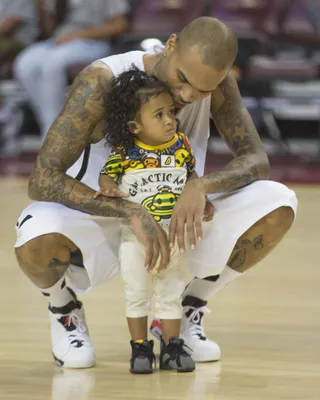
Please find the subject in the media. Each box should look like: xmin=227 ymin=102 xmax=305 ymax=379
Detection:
xmin=253 ymin=234 xmax=264 ymax=250
xmin=48 ymin=258 xmax=70 ymax=269
xmin=228 ymin=234 xmax=264 ymax=271
xmin=228 ymin=248 xmax=246 ymax=271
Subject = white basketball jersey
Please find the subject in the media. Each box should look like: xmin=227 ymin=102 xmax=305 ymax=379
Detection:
xmin=66 ymin=47 xmax=211 ymax=190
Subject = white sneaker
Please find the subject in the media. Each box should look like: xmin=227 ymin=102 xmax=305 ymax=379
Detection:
xmin=49 ymin=299 xmax=96 ymax=368
xmin=180 ymin=305 xmax=221 ymax=362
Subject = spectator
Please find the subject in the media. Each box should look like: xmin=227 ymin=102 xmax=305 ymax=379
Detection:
xmin=0 ymin=0 xmax=38 ymax=63
xmin=14 ymin=0 xmax=130 ymax=139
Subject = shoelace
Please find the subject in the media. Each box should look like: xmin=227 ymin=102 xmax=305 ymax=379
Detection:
xmin=65 ymin=311 xmax=90 ymax=347
xmin=166 ymin=339 xmax=192 ymax=358
xmin=186 ymin=306 xmax=211 ymax=338
xmin=162 ymin=339 xmax=193 ymax=369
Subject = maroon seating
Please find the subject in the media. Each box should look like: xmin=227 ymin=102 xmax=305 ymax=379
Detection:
xmin=69 ymin=0 xmax=210 ymax=81
xmin=247 ymin=56 xmax=318 ymax=80
xmin=277 ymin=0 xmax=320 ymax=49
xmin=246 ymin=0 xmax=320 ymax=84
xmin=209 ymin=0 xmax=278 ymax=35
xmin=129 ymin=0 xmax=208 ymax=37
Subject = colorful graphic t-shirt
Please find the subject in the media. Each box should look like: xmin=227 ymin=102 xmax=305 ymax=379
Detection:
xmin=100 ymin=133 xmax=196 ymax=226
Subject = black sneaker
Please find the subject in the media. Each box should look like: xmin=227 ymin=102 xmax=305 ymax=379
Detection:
xmin=130 ymin=339 xmax=156 ymax=374
xmin=160 ymin=337 xmax=195 ymax=372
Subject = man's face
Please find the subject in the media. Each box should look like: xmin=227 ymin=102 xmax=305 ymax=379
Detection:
xmin=162 ymin=36 xmax=230 ymax=109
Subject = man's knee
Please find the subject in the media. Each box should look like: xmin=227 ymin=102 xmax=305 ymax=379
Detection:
xmin=227 ymin=205 xmax=296 ymax=272
xmin=15 ymin=233 xmax=73 ymax=269
xmin=266 ymin=206 xmax=295 ymax=233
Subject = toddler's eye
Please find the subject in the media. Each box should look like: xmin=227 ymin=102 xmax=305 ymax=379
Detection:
xmin=156 ymin=112 xmax=163 ymax=119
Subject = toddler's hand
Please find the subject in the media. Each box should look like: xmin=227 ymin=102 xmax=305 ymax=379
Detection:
xmin=93 ymin=188 xmax=130 ymax=198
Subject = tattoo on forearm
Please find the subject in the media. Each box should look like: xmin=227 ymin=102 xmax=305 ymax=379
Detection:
xmin=116 ymin=199 xmax=157 ymax=235
xmin=206 ymin=156 xmax=262 ymax=193
xmin=207 ymin=74 xmax=270 ymax=193
xmin=27 ymin=65 xmax=145 ymax=220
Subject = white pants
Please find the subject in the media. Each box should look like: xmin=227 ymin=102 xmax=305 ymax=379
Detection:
xmin=13 ymin=39 xmax=110 ymax=138
xmin=14 ymin=180 xmax=298 ymax=293
xmin=120 ymin=227 xmax=187 ymax=319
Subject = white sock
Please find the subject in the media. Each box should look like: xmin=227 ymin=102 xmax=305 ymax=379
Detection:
xmin=41 ymin=275 xmax=75 ymax=309
xmin=183 ymin=266 xmax=243 ymax=302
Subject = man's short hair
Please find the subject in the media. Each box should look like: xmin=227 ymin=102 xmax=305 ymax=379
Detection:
xmin=179 ymin=17 xmax=238 ymax=71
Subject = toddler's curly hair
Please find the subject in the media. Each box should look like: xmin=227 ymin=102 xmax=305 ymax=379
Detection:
xmin=105 ymin=66 xmax=171 ymax=148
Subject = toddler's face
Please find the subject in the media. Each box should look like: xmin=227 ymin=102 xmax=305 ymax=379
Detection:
xmin=135 ymin=92 xmax=177 ymax=146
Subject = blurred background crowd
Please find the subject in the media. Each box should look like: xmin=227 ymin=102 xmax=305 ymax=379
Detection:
xmin=0 ymin=0 xmax=319 ymax=181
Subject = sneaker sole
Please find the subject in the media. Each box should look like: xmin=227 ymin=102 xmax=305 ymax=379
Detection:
xmin=192 ymin=351 xmax=221 ymax=362
xmin=130 ymin=369 xmax=153 ymax=374
xmin=53 ymin=353 xmax=95 ymax=369
xmin=53 ymin=353 xmax=64 ymax=367
xmin=160 ymin=366 xmax=195 ymax=373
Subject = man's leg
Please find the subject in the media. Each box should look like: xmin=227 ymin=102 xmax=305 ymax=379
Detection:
xmin=182 ymin=181 xmax=297 ymax=361
xmin=15 ymin=233 xmax=96 ymax=368
xmin=152 ymin=180 xmax=298 ymax=361
xmin=184 ymin=205 xmax=295 ymax=300
xmin=179 ymin=207 xmax=294 ymax=361
xmin=15 ymin=232 xmax=76 ymax=288
xmin=15 ymin=201 xmax=122 ymax=366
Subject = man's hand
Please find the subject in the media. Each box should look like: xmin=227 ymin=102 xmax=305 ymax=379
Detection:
xmin=130 ymin=211 xmax=170 ymax=273
xmin=94 ymin=188 xmax=130 ymax=198
xmin=169 ymin=179 xmax=206 ymax=252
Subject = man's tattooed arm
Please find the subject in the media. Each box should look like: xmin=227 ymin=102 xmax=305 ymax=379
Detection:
xmin=28 ymin=62 xmax=145 ymax=220
xmin=201 ymin=72 xmax=270 ymax=194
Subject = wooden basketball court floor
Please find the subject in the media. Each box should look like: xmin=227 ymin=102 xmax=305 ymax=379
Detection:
xmin=0 ymin=178 xmax=319 ymax=400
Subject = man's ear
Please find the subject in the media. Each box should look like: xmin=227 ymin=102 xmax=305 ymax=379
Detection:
xmin=165 ymin=34 xmax=178 ymax=55
xmin=128 ymin=121 xmax=140 ymax=135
